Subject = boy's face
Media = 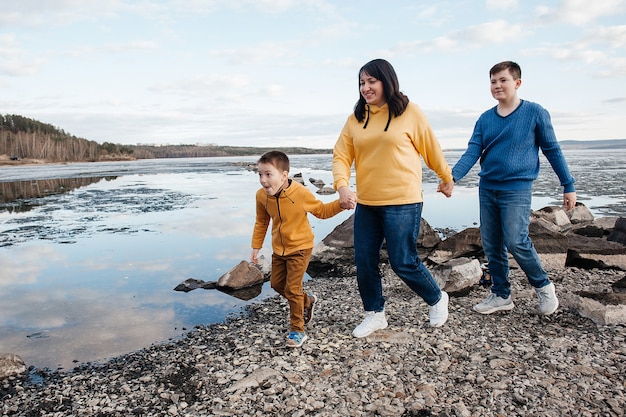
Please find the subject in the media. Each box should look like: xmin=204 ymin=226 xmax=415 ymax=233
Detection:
xmin=257 ymin=161 xmax=288 ymax=196
xmin=490 ymin=69 xmax=522 ymax=103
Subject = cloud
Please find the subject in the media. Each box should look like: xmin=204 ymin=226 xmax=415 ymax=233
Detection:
xmin=486 ymin=0 xmax=518 ymax=11
xmin=0 ymin=35 xmax=47 ymax=76
xmin=536 ymin=0 xmax=625 ymax=26
xmin=394 ymin=19 xmax=528 ymax=54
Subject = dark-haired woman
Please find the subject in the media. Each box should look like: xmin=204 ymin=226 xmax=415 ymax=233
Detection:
xmin=332 ymin=58 xmax=454 ymax=337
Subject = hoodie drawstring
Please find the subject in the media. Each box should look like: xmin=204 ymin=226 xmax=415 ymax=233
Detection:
xmin=362 ymin=105 xmax=391 ymax=131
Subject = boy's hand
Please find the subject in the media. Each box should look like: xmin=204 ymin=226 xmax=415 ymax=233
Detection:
xmin=338 ymin=186 xmax=356 ymax=209
xmin=437 ymin=181 xmax=454 ymax=198
xmin=563 ymin=192 xmax=577 ymax=211
xmin=251 ymin=248 xmax=260 ymax=264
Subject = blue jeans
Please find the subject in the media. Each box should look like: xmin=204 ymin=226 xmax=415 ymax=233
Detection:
xmin=353 ymin=203 xmax=443 ymax=311
xmin=479 ymin=187 xmax=550 ymax=298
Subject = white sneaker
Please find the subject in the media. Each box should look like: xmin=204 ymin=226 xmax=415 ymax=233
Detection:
xmin=352 ymin=310 xmax=387 ymax=338
xmin=473 ymin=293 xmax=514 ymax=314
xmin=536 ymin=282 xmax=559 ymax=315
xmin=429 ymin=291 xmax=449 ymax=327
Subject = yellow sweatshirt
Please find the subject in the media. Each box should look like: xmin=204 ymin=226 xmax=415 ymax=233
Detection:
xmin=333 ymin=102 xmax=452 ymax=205
xmin=252 ymin=180 xmax=344 ymax=256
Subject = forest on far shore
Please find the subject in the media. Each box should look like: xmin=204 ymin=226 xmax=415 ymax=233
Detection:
xmin=2 ymin=114 xmax=624 ymax=166
xmin=0 ymin=114 xmax=331 ymax=164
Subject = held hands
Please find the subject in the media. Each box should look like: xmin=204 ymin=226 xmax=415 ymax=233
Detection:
xmin=563 ymin=192 xmax=577 ymax=211
xmin=338 ymin=186 xmax=357 ymax=210
xmin=437 ymin=181 xmax=454 ymax=198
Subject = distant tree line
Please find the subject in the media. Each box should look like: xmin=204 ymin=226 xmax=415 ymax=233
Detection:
xmin=131 ymin=144 xmax=332 ymax=159
xmin=0 ymin=114 xmax=134 ymax=162
xmin=0 ymin=114 xmax=332 ymax=163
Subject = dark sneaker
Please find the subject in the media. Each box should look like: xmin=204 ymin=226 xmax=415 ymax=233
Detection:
xmin=536 ymin=282 xmax=559 ymax=315
xmin=473 ymin=293 xmax=514 ymax=314
xmin=304 ymin=294 xmax=318 ymax=325
xmin=286 ymin=331 xmax=308 ymax=348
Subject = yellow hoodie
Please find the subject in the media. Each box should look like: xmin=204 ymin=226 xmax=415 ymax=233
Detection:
xmin=252 ymin=180 xmax=343 ymax=256
xmin=333 ymin=102 xmax=452 ymax=205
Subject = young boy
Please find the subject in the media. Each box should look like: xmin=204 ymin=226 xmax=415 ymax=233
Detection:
xmin=449 ymin=61 xmax=576 ymax=316
xmin=251 ymin=150 xmax=344 ymax=347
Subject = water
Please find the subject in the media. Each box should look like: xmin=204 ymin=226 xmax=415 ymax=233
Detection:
xmin=0 ymin=150 xmax=624 ymax=371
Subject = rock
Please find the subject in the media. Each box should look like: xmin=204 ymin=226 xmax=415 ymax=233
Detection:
xmin=568 ymin=291 xmax=626 ymax=325
xmin=533 ymin=205 xmax=573 ymax=232
xmin=566 ymin=234 xmax=626 ymax=270
xmin=216 ymin=260 xmax=264 ymax=290
xmin=291 ymin=173 xmax=304 ymax=185
xmin=607 ymin=217 xmax=626 ymax=245
xmin=308 ymin=215 xmax=355 ymax=276
xmin=418 ymin=218 xmax=442 ymax=249
xmin=0 ymin=353 xmax=26 ymax=379
xmin=308 ymin=178 xmax=325 ymax=189
xmin=528 ymin=217 xmax=569 ymax=254
xmin=427 ymin=227 xmax=482 ymax=264
xmin=174 ymin=278 xmax=212 ymax=292
xmin=566 ymin=202 xmax=595 ymax=224
xmin=315 ymin=186 xmax=336 ymax=195
xmin=613 ymin=275 xmax=626 ymax=293
xmin=431 ymin=257 xmax=482 ymax=295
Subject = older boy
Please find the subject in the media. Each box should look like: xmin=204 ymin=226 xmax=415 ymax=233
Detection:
xmin=251 ymin=150 xmax=344 ymax=347
xmin=449 ymin=61 xmax=576 ymax=315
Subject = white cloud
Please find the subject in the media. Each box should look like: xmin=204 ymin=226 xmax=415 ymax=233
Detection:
xmin=486 ymin=0 xmax=518 ymax=11
xmin=536 ymin=0 xmax=625 ymax=26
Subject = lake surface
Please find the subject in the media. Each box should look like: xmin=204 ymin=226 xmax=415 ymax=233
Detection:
xmin=1 ymin=150 xmax=624 ymax=371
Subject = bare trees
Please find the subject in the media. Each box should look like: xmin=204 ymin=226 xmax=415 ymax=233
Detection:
xmin=0 ymin=114 xmax=130 ymax=162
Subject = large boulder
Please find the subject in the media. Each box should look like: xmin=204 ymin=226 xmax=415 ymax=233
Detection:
xmin=308 ymin=214 xmax=442 ymax=276
xmin=427 ymin=228 xmax=482 ymax=264
xmin=217 ymin=260 xmax=264 ymax=290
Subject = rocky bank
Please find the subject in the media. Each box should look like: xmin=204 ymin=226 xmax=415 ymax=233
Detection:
xmin=2 ymin=205 xmax=626 ymax=416
xmin=1 ymin=266 xmax=625 ymax=416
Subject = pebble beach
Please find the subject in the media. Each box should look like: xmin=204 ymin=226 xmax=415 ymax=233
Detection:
xmin=2 ymin=263 xmax=625 ymax=417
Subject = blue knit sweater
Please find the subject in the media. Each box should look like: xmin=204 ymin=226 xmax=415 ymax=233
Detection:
xmin=452 ymin=100 xmax=576 ymax=193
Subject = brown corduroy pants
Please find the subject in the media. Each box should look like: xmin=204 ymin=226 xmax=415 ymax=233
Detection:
xmin=271 ymin=248 xmax=313 ymax=332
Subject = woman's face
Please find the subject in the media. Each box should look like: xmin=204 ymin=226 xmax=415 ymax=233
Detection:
xmin=359 ymin=71 xmax=385 ymax=107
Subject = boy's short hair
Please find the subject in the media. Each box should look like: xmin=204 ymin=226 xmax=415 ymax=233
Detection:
xmin=490 ymin=61 xmax=521 ymax=80
xmin=258 ymin=150 xmax=290 ymax=173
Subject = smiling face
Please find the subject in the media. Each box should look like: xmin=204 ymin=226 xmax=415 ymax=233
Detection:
xmin=257 ymin=161 xmax=289 ymax=196
xmin=490 ymin=69 xmax=522 ymax=104
xmin=359 ymin=71 xmax=386 ymax=107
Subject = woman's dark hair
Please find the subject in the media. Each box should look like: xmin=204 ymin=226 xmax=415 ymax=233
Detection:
xmin=354 ymin=58 xmax=409 ymax=123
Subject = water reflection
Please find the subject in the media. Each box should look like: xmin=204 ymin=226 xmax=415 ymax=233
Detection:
xmin=0 ymin=176 xmax=114 ymax=213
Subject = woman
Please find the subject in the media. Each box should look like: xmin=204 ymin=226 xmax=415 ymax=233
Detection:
xmin=332 ymin=58 xmax=454 ymax=337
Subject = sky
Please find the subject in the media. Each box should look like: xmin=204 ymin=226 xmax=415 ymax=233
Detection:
xmin=1 ymin=0 xmax=625 ymax=150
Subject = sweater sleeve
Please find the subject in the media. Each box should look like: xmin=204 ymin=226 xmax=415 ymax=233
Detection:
xmin=451 ymin=119 xmax=483 ymax=183
xmin=535 ymin=107 xmax=576 ymax=193
xmin=303 ymin=189 xmax=344 ymax=219
xmin=413 ymin=111 xmax=453 ymax=183
xmin=332 ymin=118 xmax=355 ymax=190
xmin=251 ymin=189 xmax=270 ymax=249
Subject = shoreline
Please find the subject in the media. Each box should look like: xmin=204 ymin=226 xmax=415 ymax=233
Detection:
xmin=2 ymin=265 xmax=624 ymax=416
